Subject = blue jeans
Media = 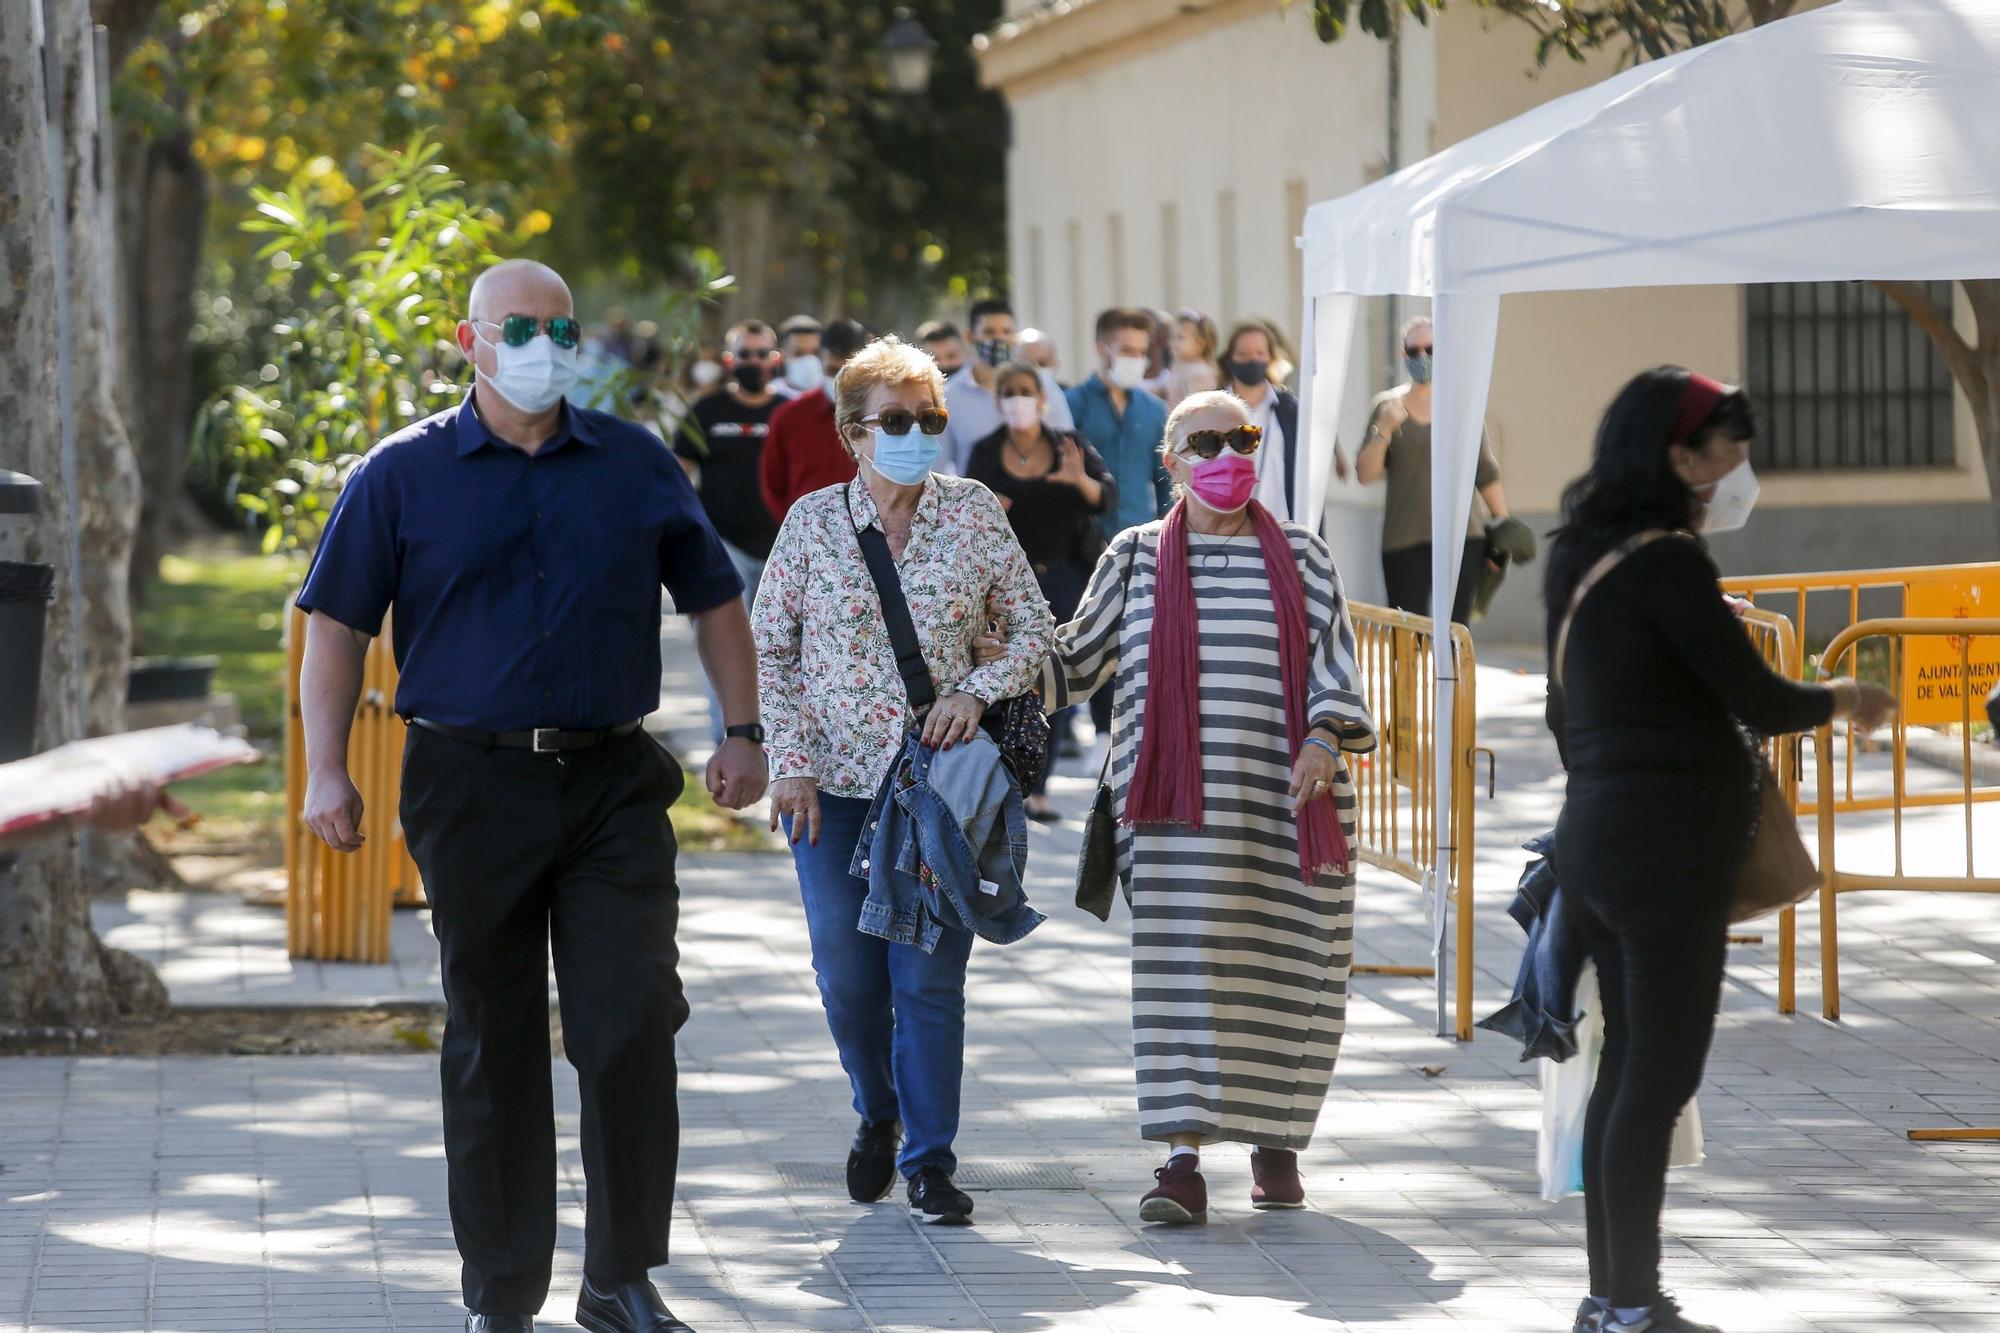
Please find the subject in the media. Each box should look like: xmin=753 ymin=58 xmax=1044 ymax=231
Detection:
xmin=787 ymin=792 xmax=974 ymax=1177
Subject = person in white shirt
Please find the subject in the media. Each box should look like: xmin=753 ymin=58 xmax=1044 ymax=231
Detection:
xmin=937 ymin=298 xmax=1074 ymax=473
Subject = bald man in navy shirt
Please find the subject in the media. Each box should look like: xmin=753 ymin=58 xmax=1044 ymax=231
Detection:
xmin=298 ymin=260 xmax=763 ymax=1333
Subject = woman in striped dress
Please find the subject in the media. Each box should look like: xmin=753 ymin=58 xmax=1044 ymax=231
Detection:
xmin=1035 ymin=389 xmax=1375 ymax=1223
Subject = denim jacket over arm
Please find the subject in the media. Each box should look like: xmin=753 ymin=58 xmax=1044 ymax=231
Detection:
xmin=851 ymin=731 xmax=1044 ymax=954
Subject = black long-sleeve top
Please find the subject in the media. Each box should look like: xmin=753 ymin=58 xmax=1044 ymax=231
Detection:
xmin=1547 ymin=535 xmax=1834 ymax=777
xmin=965 ymin=426 xmax=1119 ymax=572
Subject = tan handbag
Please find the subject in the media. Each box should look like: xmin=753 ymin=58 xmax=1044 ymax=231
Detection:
xmin=1553 ymin=530 xmax=1818 ymax=925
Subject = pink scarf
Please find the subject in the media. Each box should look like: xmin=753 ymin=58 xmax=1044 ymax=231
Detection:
xmin=1124 ymin=499 xmax=1351 ymax=882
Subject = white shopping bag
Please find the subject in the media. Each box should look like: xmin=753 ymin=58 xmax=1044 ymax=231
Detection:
xmin=1538 ymin=961 xmax=1704 ymax=1202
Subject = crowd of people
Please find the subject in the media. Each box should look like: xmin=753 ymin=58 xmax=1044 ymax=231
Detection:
xmin=293 ymin=258 xmax=1898 ymax=1333
xmin=635 ymin=296 xmax=1389 ymax=816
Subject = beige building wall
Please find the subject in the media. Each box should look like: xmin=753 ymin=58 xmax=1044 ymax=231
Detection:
xmin=985 ymin=0 xmax=1392 ymax=381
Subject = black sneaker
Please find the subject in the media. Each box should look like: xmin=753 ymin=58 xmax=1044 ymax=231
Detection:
xmin=1573 ymin=1298 xmax=1606 ymax=1332
xmin=1599 ymin=1295 xmax=1721 ymax=1332
xmin=846 ymin=1118 xmax=901 ymax=1203
xmin=906 ymin=1166 xmax=974 ymax=1225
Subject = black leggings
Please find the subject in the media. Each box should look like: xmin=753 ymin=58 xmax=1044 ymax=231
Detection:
xmin=1381 ymin=539 xmax=1485 ymax=625
xmin=1558 ymin=787 xmax=1740 ymax=1307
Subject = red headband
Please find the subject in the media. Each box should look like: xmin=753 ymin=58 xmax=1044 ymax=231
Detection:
xmin=1669 ymin=373 xmax=1728 ymax=445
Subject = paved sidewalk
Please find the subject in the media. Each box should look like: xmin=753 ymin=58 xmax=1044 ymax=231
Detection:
xmin=16 ymin=648 xmax=2000 ymax=1330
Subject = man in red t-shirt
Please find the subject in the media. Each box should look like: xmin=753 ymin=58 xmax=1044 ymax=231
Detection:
xmin=761 ymin=318 xmax=869 ymax=525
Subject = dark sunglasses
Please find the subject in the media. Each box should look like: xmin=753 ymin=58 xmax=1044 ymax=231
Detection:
xmin=1405 ymin=345 xmax=1434 ymax=357
xmin=857 ymin=409 xmax=950 ymax=437
xmin=474 ymin=314 xmax=582 ymax=350
xmin=1180 ymin=424 xmax=1263 ymax=460
xmin=732 ymin=347 xmax=780 ymax=362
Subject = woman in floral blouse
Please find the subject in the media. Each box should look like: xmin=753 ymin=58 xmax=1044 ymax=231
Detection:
xmin=752 ymin=335 xmax=1053 ymax=1225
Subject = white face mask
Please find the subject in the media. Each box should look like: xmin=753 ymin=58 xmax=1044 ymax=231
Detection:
xmin=1696 ymin=459 xmax=1760 ymax=534
xmin=484 ymin=333 xmax=579 ymax=414
xmin=784 ymin=354 xmax=825 ymax=393
xmin=1107 ymin=354 xmax=1149 ymax=390
xmin=690 ymin=359 xmax=723 ymax=388
xmin=999 ymin=396 xmax=1041 ymax=431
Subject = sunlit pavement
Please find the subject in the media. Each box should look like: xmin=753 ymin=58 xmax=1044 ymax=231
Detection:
xmin=25 ymin=633 xmax=2000 ymax=1331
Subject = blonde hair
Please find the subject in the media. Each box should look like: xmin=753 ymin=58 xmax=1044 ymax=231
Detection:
xmin=832 ymin=335 xmax=946 ymax=442
xmin=1159 ymin=389 xmax=1250 ymax=460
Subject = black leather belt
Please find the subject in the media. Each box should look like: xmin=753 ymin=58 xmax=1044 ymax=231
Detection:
xmin=407 ymin=717 xmax=644 ymax=753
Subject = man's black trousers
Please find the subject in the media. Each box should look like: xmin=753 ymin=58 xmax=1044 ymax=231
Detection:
xmin=401 ymin=725 xmax=689 ymax=1316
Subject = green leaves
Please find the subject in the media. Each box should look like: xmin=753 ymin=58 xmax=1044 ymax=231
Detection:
xmin=194 ymin=137 xmax=500 ymax=554
xmin=1308 ymin=0 xmax=1750 ymax=64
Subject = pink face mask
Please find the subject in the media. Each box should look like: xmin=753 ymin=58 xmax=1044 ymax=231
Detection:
xmin=1187 ymin=452 xmax=1257 ymax=512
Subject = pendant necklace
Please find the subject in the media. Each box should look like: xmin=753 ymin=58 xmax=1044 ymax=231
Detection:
xmin=1190 ymin=515 xmax=1249 ymax=573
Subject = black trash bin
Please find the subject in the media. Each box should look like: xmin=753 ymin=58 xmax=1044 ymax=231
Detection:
xmin=0 ymin=470 xmax=49 ymax=766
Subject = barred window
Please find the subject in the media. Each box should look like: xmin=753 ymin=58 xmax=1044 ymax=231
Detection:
xmin=1744 ymin=282 xmax=1957 ymax=471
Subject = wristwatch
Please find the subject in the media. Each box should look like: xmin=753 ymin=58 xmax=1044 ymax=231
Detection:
xmin=724 ymin=722 xmax=766 ymax=745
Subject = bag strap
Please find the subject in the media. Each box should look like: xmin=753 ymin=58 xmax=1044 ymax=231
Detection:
xmin=847 ymin=485 xmax=937 ymax=712
xmin=1092 ymin=536 xmax=1145 ymax=787
xmin=1553 ymin=529 xmax=1682 ymax=690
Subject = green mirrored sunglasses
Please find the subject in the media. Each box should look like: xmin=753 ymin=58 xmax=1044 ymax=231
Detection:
xmin=475 ymin=314 xmax=582 ymax=350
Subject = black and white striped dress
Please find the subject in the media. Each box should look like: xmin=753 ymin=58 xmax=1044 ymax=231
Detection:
xmin=1046 ymin=520 xmax=1377 ymax=1150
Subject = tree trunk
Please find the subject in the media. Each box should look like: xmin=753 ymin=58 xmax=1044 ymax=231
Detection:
xmin=0 ymin=0 xmax=167 ymax=1029
xmin=1880 ymin=279 xmax=2000 ymax=520
xmin=114 ymin=27 xmax=204 ymax=615
xmin=57 ymin=12 xmax=140 ymax=739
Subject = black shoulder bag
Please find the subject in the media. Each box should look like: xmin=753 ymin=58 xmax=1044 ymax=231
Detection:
xmin=847 ymin=488 xmax=1050 ymax=789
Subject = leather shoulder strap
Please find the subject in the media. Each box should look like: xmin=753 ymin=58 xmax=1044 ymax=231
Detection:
xmin=1553 ymin=529 xmax=1678 ymax=690
xmin=847 ymin=488 xmax=937 ymax=711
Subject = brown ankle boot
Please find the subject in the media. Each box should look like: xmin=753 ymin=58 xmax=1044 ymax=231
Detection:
xmin=1250 ymin=1148 xmax=1305 ymax=1210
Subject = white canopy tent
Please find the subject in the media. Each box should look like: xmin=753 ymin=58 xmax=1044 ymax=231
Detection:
xmin=1293 ymin=0 xmax=2000 ymax=1033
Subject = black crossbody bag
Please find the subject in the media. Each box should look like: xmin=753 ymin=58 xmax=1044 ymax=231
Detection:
xmin=846 ymin=488 xmax=1050 ymax=789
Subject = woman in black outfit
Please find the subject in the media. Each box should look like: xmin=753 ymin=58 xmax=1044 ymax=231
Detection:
xmin=966 ymin=360 xmax=1118 ymax=821
xmin=1546 ymin=368 xmax=1894 ymax=1333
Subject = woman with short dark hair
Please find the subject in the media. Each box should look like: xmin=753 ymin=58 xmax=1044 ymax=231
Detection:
xmin=1547 ymin=367 xmax=1894 ymax=1333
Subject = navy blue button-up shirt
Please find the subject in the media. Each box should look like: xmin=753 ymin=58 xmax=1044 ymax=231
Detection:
xmin=297 ymin=391 xmax=742 ymax=731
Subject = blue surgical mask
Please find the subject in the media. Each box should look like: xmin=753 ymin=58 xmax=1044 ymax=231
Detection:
xmin=866 ymin=427 xmax=940 ymax=486
xmin=1404 ymin=351 xmax=1434 ymax=385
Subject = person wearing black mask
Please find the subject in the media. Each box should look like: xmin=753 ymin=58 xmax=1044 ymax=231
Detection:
xmin=1216 ymin=318 xmax=1324 ymax=519
xmin=677 ymin=319 xmax=786 ymax=741
xmin=938 ymin=298 xmax=1074 ymax=473
xmin=916 ymin=320 xmax=968 ymax=377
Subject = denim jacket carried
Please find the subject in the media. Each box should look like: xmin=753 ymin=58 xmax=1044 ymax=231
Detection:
xmin=851 ymin=730 xmax=1044 ymax=954
xmin=1476 ymin=829 xmax=1588 ymax=1062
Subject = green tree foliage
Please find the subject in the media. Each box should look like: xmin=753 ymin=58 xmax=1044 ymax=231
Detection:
xmin=191 ymin=137 xmax=733 ymax=551
xmin=190 ymin=139 xmax=499 ymax=552
xmin=1305 ymin=0 xmax=1798 ymax=64
xmin=119 ymin=0 xmax=1007 ymax=324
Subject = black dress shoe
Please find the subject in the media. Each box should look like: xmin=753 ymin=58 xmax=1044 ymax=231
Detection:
xmin=576 ymin=1276 xmax=694 ymax=1333
xmin=465 ymin=1317 xmax=535 ymax=1332
xmin=847 ymin=1117 xmax=901 ymax=1202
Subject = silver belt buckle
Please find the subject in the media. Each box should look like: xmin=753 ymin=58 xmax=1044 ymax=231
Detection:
xmin=531 ymin=727 xmax=560 ymax=754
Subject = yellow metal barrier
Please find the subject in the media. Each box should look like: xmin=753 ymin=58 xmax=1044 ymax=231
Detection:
xmin=1738 ymin=608 xmax=1810 ymax=1012
xmin=284 ymin=605 xmax=424 ymax=962
xmin=1813 ymin=616 xmax=2000 ymax=1023
xmin=1722 ymin=562 xmax=2000 ymax=817
xmin=1346 ymin=603 xmax=1480 ymax=1041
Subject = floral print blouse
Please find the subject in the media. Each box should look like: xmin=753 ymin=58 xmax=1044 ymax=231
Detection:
xmin=753 ymin=474 xmax=1055 ymax=799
